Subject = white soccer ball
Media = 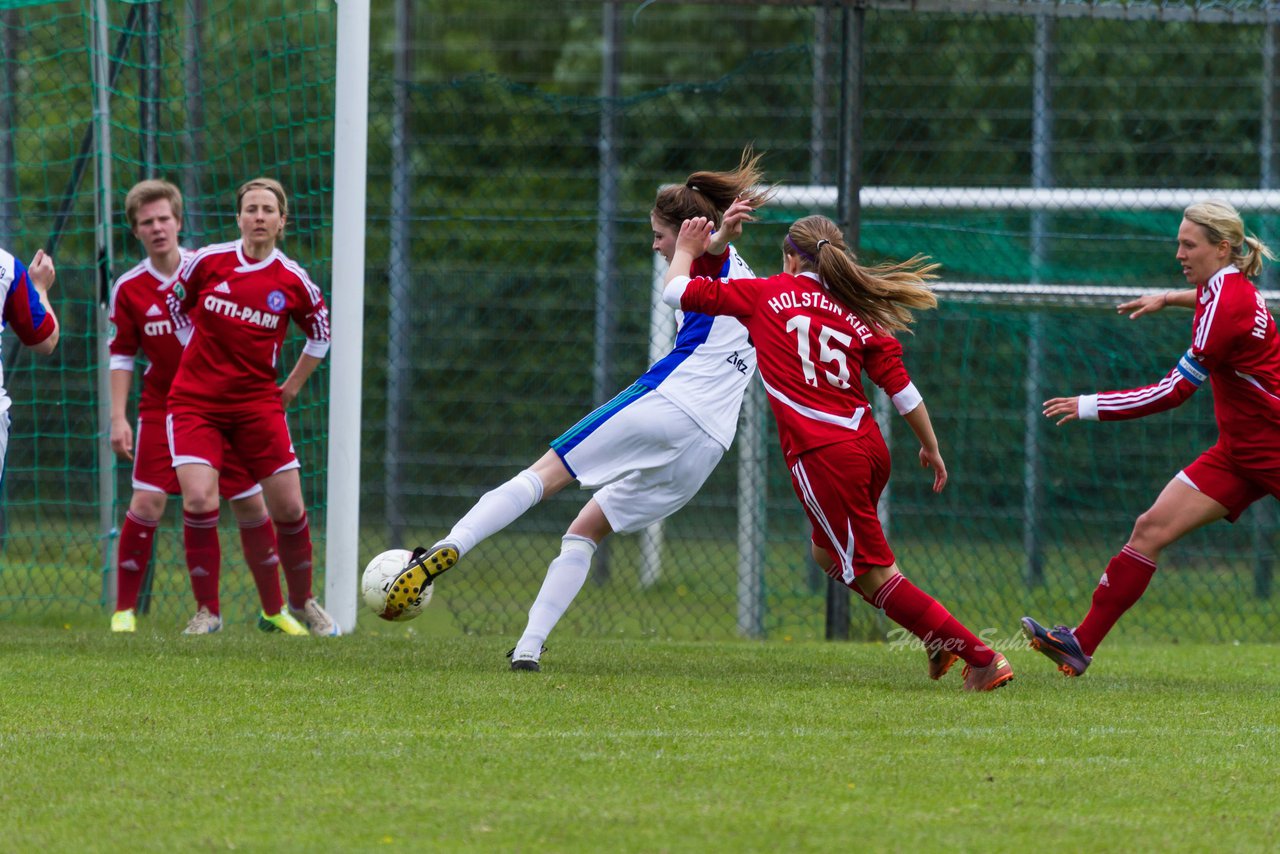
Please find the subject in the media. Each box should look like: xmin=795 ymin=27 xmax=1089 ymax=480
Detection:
xmin=362 ymin=548 xmax=433 ymax=622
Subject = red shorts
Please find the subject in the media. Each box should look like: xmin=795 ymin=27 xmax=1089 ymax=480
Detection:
xmin=1178 ymin=442 xmax=1280 ymax=522
xmin=133 ymin=414 xmax=260 ymax=499
xmin=788 ymin=436 xmax=895 ymax=584
xmin=166 ymin=402 xmax=299 ymax=484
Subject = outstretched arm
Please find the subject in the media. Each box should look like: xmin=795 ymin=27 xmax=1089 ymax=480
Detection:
xmin=1045 ymin=348 xmax=1204 ymax=426
xmin=1117 ymin=288 xmax=1196 ymax=320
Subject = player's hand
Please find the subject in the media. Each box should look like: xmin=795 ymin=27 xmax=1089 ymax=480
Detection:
xmin=1043 ymin=396 xmax=1080 ymax=425
xmin=110 ymin=416 xmax=134 ymax=461
xmin=919 ymin=446 xmax=947 ymax=493
xmin=27 ymin=249 xmax=55 ymax=292
xmin=1117 ymin=292 xmax=1166 ymax=319
xmin=676 ymin=217 xmax=714 ymax=257
xmin=706 ymin=197 xmax=757 ymax=254
xmin=280 ymin=385 xmax=297 ymax=408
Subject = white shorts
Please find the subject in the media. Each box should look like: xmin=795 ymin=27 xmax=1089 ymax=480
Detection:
xmin=550 ymin=384 xmax=725 ymax=534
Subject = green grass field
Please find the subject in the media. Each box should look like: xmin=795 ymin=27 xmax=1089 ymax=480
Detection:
xmin=3 ymin=619 xmax=1278 ymax=852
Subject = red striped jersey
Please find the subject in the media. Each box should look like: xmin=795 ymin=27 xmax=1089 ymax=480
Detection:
xmin=107 ymin=252 xmax=191 ymax=418
xmin=168 ymin=240 xmax=330 ymax=409
xmin=1081 ymin=265 xmax=1280 ymax=468
xmin=669 ymin=270 xmax=921 ymax=459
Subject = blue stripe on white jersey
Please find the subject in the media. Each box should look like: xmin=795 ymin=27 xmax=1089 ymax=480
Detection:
xmin=639 ymin=246 xmax=756 ymax=450
xmin=1176 ymin=349 xmax=1207 ymax=386
xmin=635 ymin=312 xmax=715 ymax=390
xmin=635 ymin=254 xmax=730 ymax=391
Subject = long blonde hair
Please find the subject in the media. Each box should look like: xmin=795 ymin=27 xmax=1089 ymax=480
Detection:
xmin=651 ymin=146 xmax=775 ymax=230
xmin=1184 ymin=199 xmax=1275 ymax=279
xmin=783 ymin=215 xmax=939 ymax=333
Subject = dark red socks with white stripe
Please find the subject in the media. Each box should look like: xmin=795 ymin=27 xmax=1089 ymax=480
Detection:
xmin=1073 ymin=545 xmax=1157 ymax=656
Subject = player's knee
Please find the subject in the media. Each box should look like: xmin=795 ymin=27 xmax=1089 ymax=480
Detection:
xmin=1130 ymin=509 xmax=1171 ymax=552
xmin=229 ymin=494 xmax=269 ymax=523
xmin=128 ymin=491 xmax=166 ymax=521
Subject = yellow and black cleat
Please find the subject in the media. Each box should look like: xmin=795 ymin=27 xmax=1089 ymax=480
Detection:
xmin=386 ymin=544 xmax=458 ymax=613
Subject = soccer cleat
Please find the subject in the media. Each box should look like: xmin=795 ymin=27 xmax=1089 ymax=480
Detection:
xmin=182 ymin=606 xmax=223 ymax=635
xmin=289 ymin=598 xmax=343 ymax=637
xmin=110 ymin=609 xmax=137 ymax=633
xmin=927 ymin=646 xmax=959 ymax=680
xmin=507 ymin=646 xmax=544 ymax=673
xmin=962 ymin=652 xmax=1014 ymax=692
xmin=1021 ymin=617 xmax=1091 ymax=677
xmin=257 ymin=609 xmax=309 ymax=636
xmin=384 ymin=543 xmax=458 ymax=615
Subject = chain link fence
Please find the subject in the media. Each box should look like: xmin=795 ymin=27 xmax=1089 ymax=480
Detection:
xmin=2 ymin=0 xmax=1277 ymax=643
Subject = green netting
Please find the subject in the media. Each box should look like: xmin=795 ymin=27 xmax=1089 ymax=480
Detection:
xmin=3 ymin=1 xmax=1277 ymax=645
xmin=0 ymin=0 xmax=334 ymax=624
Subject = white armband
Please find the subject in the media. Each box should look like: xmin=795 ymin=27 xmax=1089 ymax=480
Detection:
xmin=109 ymin=355 xmax=135 ymax=372
xmin=662 ymin=276 xmax=690 ymax=309
xmin=303 ymin=338 xmax=331 ymax=359
xmin=1078 ymin=394 xmax=1099 ymax=421
xmin=891 ymin=382 xmax=923 ymax=415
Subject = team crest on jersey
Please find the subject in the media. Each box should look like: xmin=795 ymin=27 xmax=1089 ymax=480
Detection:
xmin=107 ymin=322 xmax=117 ymax=341
xmin=267 ymin=290 xmax=286 ymax=312
xmin=172 ymin=282 xmax=185 ymax=300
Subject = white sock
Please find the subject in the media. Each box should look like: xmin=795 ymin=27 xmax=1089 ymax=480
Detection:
xmin=443 ymin=469 xmax=544 ymax=556
xmin=514 ymin=534 xmax=596 ymax=657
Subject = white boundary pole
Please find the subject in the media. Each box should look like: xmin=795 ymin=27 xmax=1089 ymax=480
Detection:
xmin=324 ymin=0 xmax=370 ymax=633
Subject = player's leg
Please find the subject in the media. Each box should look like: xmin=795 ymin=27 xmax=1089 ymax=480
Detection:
xmin=258 ymin=468 xmax=328 ymax=635
xmin=796 ymin=441 xmax=1011 ymax=691
xmin=432 ymin=449 xmax=574 ymax=558
xmin=226 ymin=487 xmax=286 ymax=619
xmin=509 ymin=501 xmax=613 ymax=671
xmin=386 ymin=441 xmax=581 ymax=615
xmin=175 ymin=462 xmax=224 ymax=633
xmin=111 ymin=489 xmax=167 ymax=632
xmin=113 ymin=416 xmax=177 ymax=632
xmin=170 ymin=411 xmax=229 ymax=633
xmin=811 ymin=543 xmax=956 ymax=681
xmin=1024 ymin=452 xmax=1241 ymax=675
xmin=509 ymin=402 xmax=725 ymax=671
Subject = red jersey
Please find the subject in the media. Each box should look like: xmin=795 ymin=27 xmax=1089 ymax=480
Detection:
xmin=168 ymin=240 xmax=330 ymax=409
xmin=674 ymin=270 xmax=919 ymax=459
xmin=107 ymin=253 xmax=191 ymax=418
xmin=1082 ymin=265 xmax=1280 ymax=469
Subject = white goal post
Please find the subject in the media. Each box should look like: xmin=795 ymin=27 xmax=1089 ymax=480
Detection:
xmin=324 ymin=0 xmax=371 ymax=634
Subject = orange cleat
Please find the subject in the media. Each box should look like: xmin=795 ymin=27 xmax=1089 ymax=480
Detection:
xmin=961 ymin=652 xmax=1014 ymax=692
xmin=927 ymin=646 xmax=959 ymax=680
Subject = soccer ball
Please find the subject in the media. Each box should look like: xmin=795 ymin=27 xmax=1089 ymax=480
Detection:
xmin=362 ymin=548 xmax=433 ymax=621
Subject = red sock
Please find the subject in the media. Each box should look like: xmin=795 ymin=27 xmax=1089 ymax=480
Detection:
xmin=115 ymin=511 xmax=159 ymax=611
xmin=868 ymin=573 xmax=995 ymax=667
xmin=239 ymin=515 xmax=284 ymax=616
xmin=277 ymin=513 xmax=313 ymax=611
xmin=183 ymin=509 xmax=222 ymax=616
xmin=1074 ymin=545 xmax=1157 ymax=656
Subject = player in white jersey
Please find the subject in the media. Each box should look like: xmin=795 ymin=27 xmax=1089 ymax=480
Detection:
xmin=0 ymin=247 xmax=58 ymax=489
xmin=384 ymin=150 xmax=773 ymax=671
